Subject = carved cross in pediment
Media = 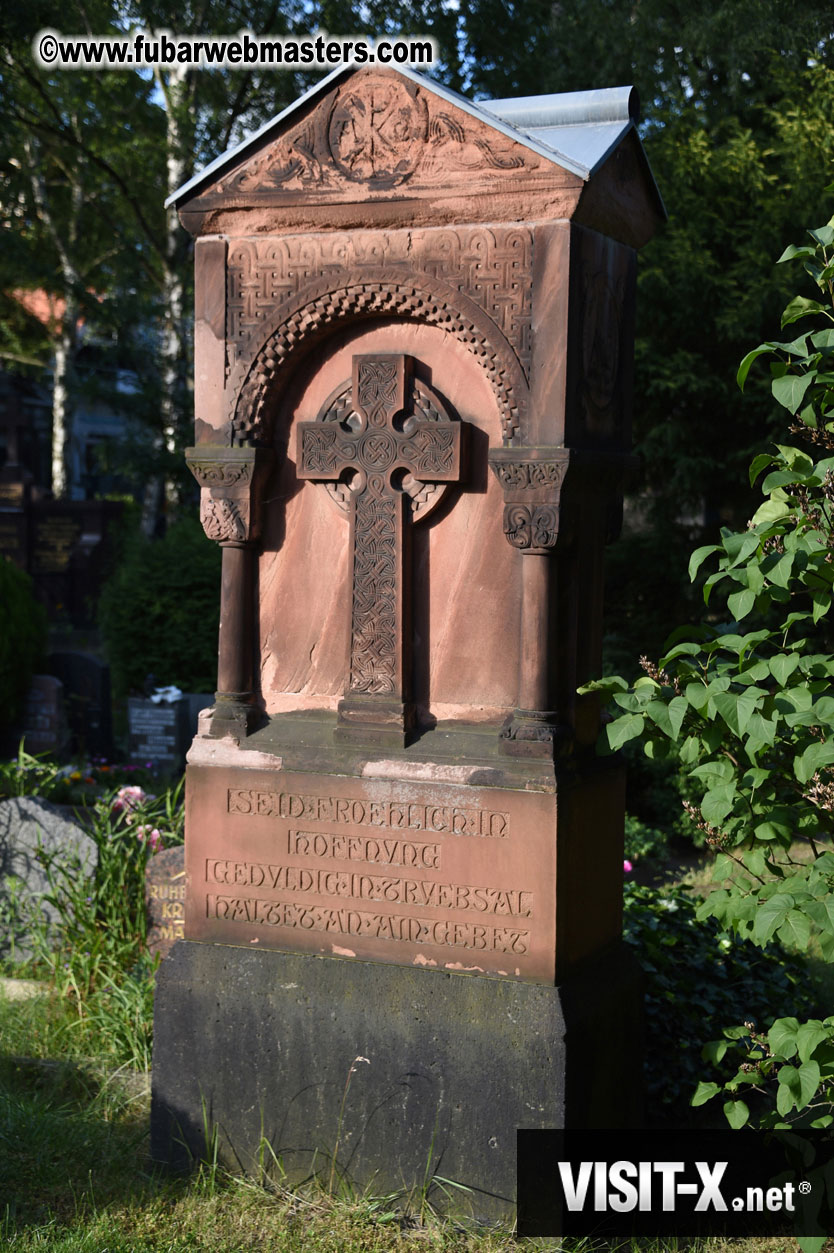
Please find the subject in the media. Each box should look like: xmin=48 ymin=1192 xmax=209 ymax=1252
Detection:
xmin=297 ymin=353 xmax=465 ymax=746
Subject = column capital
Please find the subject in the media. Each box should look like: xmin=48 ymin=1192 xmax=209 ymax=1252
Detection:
xmin=489 ymin=447 xmax=569 ymax=553
xmin=185 ymin=446 xmax=274 ymax=545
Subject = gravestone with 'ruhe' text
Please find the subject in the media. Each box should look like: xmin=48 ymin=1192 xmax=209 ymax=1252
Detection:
xmin=151 ymin=65 xmax=665 ymax=1217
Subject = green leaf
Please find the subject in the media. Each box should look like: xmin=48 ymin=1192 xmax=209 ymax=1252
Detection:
xmin=691 ymin=1080 xmax=721 ymax=1106
xmin=727 ymin=588 xmax=755 ymax=620
xmin=605 ymin=714 xmax=645 ymax=752
xmin=777 ymin=244 xmax=818 ymax=263
xmin=795 ymin=740 xmax=834 ymax=784
xmin=689 ymin=544 xmax=719 ymax=580
xmin=807 ymin=899 xmax=834 ymax=934
xmin=701 ymin=783 xmax=736 ymax=826
xmin=685 ymin=682 xmax=709 ymax=712
xmin=754 ymin=896 xmax=795 ymax=946
xmin=777 ymin=910 xmax=811 ymax=950
xmin=737 ymin=346 xmax=774 ymax=389
xmin=797 ymin=1022 xmax=832 ymax=1063
xmin=813 ymin=591 xmax=831 ymax=624
xmin=809 ymin=224 xmax=834 ymax=247
xmin=769 ymin=654 xmax=801 ymax=684
xmin=742 ymin=848 xmax=766 ymax=878
xmin=748 ymin=452 xmax=774 ymax=485
xmin=768 ymin=1017 xmax=800 ymax=1059
xmin=778 ymin=1061 xmax=821 ymax=1112
xmin=701 ymin=1041 xmax=728 ymax=1065
xmin=764 ymin=551 xmax=795 ymax=588
xmin=751 ymin=497 xmax=792 ymax=525
xmin=772 ymin=371 xmax=817 ymax=414
xmin=712 ymin=687 xmax=763 ymax=737
xmin=776 ymin=1072 xmax=795 ymax=1116
xmin=668 ymin=696 xmax=688 ymax=739
xmin=781 ymin=295 xmax=829 ymax=327
xmin=796 ymin=1239 xmax=826 ymax=1253
xmin=723 ymin=1099 xmax=749 ymax=1128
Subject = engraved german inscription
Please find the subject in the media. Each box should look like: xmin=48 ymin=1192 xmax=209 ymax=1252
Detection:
xmin=206 ymin=894 xmax=530 ymax=954
xmin=187 ymin=768 xmax=554 ymax=980
xmin=228 ymin=787 xmax=509 ymax=837
xmin=206 ymin=858 xmax=532 ymax=916
xmin=288 ymin=831 xmax=441 ymax=868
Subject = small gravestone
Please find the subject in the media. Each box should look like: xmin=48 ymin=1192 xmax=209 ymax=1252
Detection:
xmin=128 ymin=697 xmax=188 ymax=771
xmin=20 ymin=675 xmax=68 ymax=756
xmin=0 ymin=796 xmax=95 ymax=961
xmin=47 ymin=652 xmax=113 ymax=761
xmin=145 ymin=846 xmax=186 ymax=958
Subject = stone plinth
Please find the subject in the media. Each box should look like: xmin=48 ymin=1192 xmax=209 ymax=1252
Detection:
xmin=152 ymin=939 xmax=642 ymax=1221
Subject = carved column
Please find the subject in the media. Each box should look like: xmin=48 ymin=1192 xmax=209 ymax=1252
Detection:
xmin=489 ymin=448 xmax=570 ymax=757
xmin=186 ymin=446 xmax=274 ymax=740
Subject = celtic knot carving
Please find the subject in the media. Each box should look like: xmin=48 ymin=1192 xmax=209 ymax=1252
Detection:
xmin=493 ymin=461 xmax=563 ymax=491
xmin=350 ymin=493 xmax=398 ymax=694
xmin=358 ymin=358 xmax=399 ymax=420
xmin=226 ymin=228 xmax=533 ymax=383
xmin=297 ymin=353 xmax=465 ymax=711
xmin=503 ymin=504 xmax=559 ymax=551
xmin=229 ymin=276 xmax=525 ymax=446
xmin=200 ymin=496 xmax=248 ymax=543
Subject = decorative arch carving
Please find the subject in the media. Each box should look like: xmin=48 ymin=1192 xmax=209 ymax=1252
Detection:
xmin=226 ymin=270 xmax=529 ymax=447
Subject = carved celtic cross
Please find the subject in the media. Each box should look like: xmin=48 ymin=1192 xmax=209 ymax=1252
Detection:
xmin=297 ymin=353 xmax=464 ymax=746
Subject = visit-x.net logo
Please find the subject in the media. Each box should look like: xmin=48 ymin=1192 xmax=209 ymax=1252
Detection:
xmin=517 ymin=1130 xmax=834 ymax=1238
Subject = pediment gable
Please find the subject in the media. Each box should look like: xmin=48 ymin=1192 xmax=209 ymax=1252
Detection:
xmin=177 ymin=67 xmax=582 ymax=216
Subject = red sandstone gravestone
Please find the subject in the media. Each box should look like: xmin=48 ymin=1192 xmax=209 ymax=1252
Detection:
xmin=152 ymin=66 xmax=664 ymax=1215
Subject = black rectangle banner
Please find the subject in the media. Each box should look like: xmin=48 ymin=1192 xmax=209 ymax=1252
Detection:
xmin=517 ymin=1130 xmax=834 ymax=1238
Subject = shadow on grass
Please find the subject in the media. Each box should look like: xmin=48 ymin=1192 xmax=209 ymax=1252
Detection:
xmin=0 ymin=1053 xmax=156 ymax=1234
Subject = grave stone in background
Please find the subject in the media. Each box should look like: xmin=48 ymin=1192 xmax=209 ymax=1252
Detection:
xmin=20 ymin=675 xmax=68 ymax=757
xmin=152 ymin=66 xmax=665 ymax=1217
xmin=0 ymin=796 xmax=95 ymax=962
xmin=47 ymin=652 xmax=113 ymax=761
xmin=145 ymin=846 xmax=186 ymax=958
xmin=28 ymin=499 xmax=123 ymax=623
xmin=127 ymin=697 xmax=189 ymax=772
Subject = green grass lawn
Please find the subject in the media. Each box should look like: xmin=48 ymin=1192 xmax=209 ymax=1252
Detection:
xmin=1 ymin=986 xmax=830 ymax=1253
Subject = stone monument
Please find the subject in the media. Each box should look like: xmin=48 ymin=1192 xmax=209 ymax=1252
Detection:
xmin=151 ymin=66 xmax=664 ymax=1216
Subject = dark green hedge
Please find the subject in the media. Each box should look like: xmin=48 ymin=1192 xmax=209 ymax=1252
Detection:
xmin=98 ymin=519 xmax=221 ymax=698
xmin=0 ymin=557 xmax=47 ymax=734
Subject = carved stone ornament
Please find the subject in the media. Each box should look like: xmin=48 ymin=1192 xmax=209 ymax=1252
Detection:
xmin=229 ymin=274 xmax=527 ymax=448
xmin=199 ymin=496 xmax=249 ymax=543
xmin=185 ymin=446 xmax=274 ymax=545
xmin=503 ymin=505 xmax=559 ymax=552
xmin=297 ymin=352 xmax=465 ymax=719
xmin=209 ymin=72 xmax=543 ymax=201
xmin=226 ymin=228 xmax=533 ymax=386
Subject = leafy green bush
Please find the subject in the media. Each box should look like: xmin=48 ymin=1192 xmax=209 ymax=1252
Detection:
xmin=98 ymin=518 xmax=220 ymax=698
xmin=624 ymin=882 xmax=817 ymax=1117
xmin=586 ymin=212 xmax=834 ymax=1128
xmin=0 ymin=558 xmax=46 ymax=736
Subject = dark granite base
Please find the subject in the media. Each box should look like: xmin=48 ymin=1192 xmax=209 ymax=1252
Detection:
xmin=151 ymin=941 xmax=643 ymax=1220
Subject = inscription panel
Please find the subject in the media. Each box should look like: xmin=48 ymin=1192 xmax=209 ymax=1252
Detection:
xmin=186 ymin=766 xmax=556 ymax=982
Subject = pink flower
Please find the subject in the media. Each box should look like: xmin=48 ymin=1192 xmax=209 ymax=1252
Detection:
xmin=623 ymin=859 xmax=633 ymax=874
xmin=137 ymin=825 xmax=164 ymax=854
xmin=112 ymin=784 xmax=147 ymax=814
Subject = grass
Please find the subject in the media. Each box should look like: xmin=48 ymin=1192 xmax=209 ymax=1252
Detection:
xmin=2 ymin=993 xmax=832 ymax=1253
